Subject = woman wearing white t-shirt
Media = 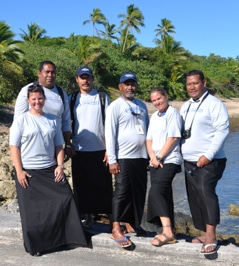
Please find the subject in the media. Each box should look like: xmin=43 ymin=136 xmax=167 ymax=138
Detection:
xmin=146 ymin=87 xmax=182 ymax=247
xmin=9 ymin=84 xmax=87 ymax=256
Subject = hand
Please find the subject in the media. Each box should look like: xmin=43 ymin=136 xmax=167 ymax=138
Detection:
xmin=103 ymin=153 xmax=109 ymax=166
xmin=17 ymin=170 xmax=32 ymax=188
xmin=54 ymin=166 xmax=65 ymax=182
xmin=109 ymin=163 xmax=120 ymax=175
xmin=64 ymin=144 xmax=76 ymax=162
xmin=197 ymin=155 xmax=211 ymax=168
xmin=150 ymin=157 xmax=163 ymax=169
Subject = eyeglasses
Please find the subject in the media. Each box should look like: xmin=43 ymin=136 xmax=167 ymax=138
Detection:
xmin=28 ymin=83 xmax=43 ymax=91
xmin=188 ymin=166 xmax=198 ymax=176
xmin=129 ymin=107 xmax=141 ymax=116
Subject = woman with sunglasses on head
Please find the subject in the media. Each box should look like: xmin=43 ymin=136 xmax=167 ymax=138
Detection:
xmin=146 ymin=87 xmax=182 ymax=247
xmin=9 ymin=84 xmax=87 ymax=256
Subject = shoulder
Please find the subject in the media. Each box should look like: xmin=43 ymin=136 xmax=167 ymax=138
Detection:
xmin=106 ymin=97 xmax=121 ymax=111
xmin=205 ymin=94 xmax=227 ymax=108
xmin=168 ymin=105 xmax=180 ymax=114
xmin=15 ymin=112 xmax=28 ymax=122
xmin=55 ymin=85 xmax=68 ymax=98
xmin=135 ymin=99 xmax=148 ymax=110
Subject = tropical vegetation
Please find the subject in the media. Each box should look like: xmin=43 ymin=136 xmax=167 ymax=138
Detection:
xmin=1 ymin=4 xmax=239 ymax=104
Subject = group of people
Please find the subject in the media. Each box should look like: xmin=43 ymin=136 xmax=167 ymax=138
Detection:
xmin=9 ymin=60 xmax=229 ymax=257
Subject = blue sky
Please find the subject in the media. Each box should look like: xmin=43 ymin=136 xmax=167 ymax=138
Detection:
xmin=1 ymin=0 xmax=239 ymax=58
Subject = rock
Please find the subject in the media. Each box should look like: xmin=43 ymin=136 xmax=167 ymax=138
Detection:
xmin=228 ymin=204 xmax=239 ymax=216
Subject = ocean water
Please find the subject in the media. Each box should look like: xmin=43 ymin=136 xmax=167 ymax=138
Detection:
xmin=172 ymin=131 xmax=239 ymax=235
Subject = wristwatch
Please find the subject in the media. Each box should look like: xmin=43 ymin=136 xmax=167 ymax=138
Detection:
xmin=58 ymin=164 xmax=65 ymax=169
xmin=156 ymin=156 xmax=162 ymax=162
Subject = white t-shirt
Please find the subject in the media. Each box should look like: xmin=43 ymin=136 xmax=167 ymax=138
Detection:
xmin=69 ymin=89 xmax=110 ymax=151
xmin=105 ymin=96 xmax=149 ymax=164
xmin=14 ymin=83 xmax=71 ymax=132
xmin=146 ymin=105 xmax=182 ymax=165
xmin=9 ymin=112 xmax=64 ymax=169
xmin=180 ymin=92 xmax=229 ymax=161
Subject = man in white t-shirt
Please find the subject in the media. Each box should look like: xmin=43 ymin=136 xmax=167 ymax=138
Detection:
xmin=14 ymin=60 xmax=73 ymax=160
xmin=105 ymin=72 xmax=149 ymax=248
xmin=69 ymin=66 xmax=112 ymax=229
xmin=180 ymin=69 xmax=229 ymax=255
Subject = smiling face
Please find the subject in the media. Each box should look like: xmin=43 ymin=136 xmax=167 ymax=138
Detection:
xmin=186 ymin=74 xmax=207 ymax=100
xmin=76 ymin=74 xmax=93 ymax=94
xmin=118 ymin=80 xmax=137 ymax=100
xmin=38 ymin=63 xmax=56 ymax=89
xmin=28 ymin=91 xmax=45 ymax=114
xmin=150 ymin=91 xmax=169 ymax=113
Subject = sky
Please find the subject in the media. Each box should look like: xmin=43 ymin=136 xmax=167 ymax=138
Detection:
xmin=1 ymin=0 xmax=239 ymax=59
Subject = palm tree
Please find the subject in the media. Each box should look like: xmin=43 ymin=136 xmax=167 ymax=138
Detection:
xmin=20 ymin=23 xmax=47 ymax=42
xmin=83 ymin=8 xmax=107 ymax=37
xmin=0 ymin=21 xmax=24 ymax=73
xmin=118 ymin=4 xmax=144 ymax=53
xmin=155 ymin=18 xmax=175 ymax=41
xmin=99 ymin=23 xmax=119 ymax=42
xmin=0 ymin=21 xmax=24 ymax=102
xmin=118 ymin=28 xmax=139 ymax=55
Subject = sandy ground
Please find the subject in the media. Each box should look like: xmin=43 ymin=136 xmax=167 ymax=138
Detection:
xmin=1 ymin=98 xmax=239 ymax=134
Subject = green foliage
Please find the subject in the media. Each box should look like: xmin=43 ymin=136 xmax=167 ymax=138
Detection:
xmin=1 ymin=13 xmax=239 ymax=104
xmin=0 ymin=21 xmax=25 ymax=103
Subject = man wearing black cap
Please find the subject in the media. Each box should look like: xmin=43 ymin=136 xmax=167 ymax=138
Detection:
xmin=69 ymin=66 xmax=113 ymax=229
xmin=105 ymin=72 xmax=149 ymax=248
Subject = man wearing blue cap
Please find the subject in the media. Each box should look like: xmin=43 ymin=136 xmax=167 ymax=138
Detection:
xmin=105 ymin=72 xmax=149 ymax=248
xmin=69 ymin=66 xmax=113 ymax=229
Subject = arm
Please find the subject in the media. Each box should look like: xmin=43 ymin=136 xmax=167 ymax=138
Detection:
xmin=105 ymin=104 xmax=120 ymax=174
xmin=14 ymin=85 xmax=30 ymax=120
xmin=63 ymin=131 xmax=75 ymax=161
xmin=54 ymin=145 xmax=65 ymax=182
xmin=147 ymin=137 xmax=178 ymax=168
xmin=204 ymin=102 xmax=229 ymax=162
xmin=9 ymin=145 xmax=31 ymax=188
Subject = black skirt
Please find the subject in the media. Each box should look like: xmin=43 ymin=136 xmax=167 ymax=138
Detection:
xmin=147 ymin=163 xmax=181 ymax=227
xmin=15 ymin=166 xmax=87 ymax=255
xmin=72 ymin=150 xmax=113 ymax=214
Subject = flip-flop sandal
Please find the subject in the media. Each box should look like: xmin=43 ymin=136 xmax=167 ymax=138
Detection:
xmin=111 ymin=236 xmax=132 ymax=248
xmin=201 ymin=242 xmax=218 ymax=255
xmin=151 ymin=233 xmax=177 ymax=247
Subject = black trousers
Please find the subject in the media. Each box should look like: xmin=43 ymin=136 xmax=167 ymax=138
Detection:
xmin=184 ymin=158 xmax=226 ymax=232
xmin=112 ymin=158 xmax=148 ymax=228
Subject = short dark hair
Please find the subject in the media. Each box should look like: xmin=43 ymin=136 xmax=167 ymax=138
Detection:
xmin=38 ymin=60 xmax=56 ymax=71
xmin=150 ymin=87 xmax=167 ymax=96
xmin=186 ymin=70 xmax=205 ymax=81
xmin=27 ymin=83 xmax=45 ymax=99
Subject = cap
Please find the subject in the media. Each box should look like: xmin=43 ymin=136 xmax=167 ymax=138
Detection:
xmin=120 ymin=72 xmax=137 ymax=83
xmin=76 ymin=66 xmax=93 ymax=77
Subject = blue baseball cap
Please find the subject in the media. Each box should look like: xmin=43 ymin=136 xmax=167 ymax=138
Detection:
xmin=76 ymin=66 xmax=93 ymax=77
xmin=120 ymin=72 xmax=137 ymax=83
